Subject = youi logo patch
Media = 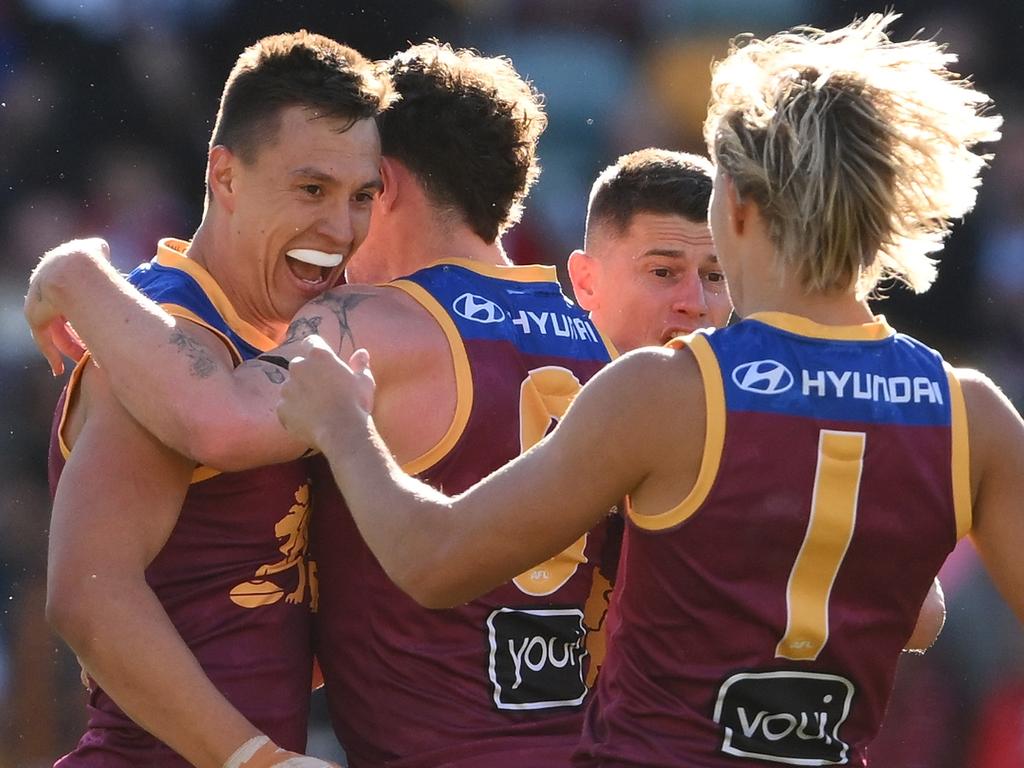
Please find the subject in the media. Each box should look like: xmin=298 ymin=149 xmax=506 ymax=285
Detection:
xmin=486 ymin=607 xmax=589 ymax=711
xmin=453 ymin=292 xmax=506 ymax=324
xmin=714 ymin=670 xmax=855 ymax=765
xmin=732 ymin=359 xmax=795 ymax=395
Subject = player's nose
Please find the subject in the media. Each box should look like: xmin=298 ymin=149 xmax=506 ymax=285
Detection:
xmin=316 ymin=204 xmax=355 ymax=252
xmin=672 ymin=271 xmax=708 ymax=317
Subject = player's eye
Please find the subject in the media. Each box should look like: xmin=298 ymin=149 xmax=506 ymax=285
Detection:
xmin=705 ymin=271 xmax=726 ymax=283
xmin=301 ymin=184 xmax=323 ymax=197
xmin=354 ymin=190 xmax=376 ymax=203
xmin=651 ymin=267 xmax=673 ymax=278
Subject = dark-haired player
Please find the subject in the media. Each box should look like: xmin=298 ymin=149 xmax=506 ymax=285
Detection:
xmin=37 ymin=30 xmax=389 ymax=768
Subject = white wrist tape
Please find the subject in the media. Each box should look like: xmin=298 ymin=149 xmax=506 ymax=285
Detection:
xmin=223 ymin=735 xmax=271 ymax=768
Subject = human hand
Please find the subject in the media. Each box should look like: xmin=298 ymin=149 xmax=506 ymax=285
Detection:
xmin=225 ymin=735 xmax=342 ymax=768
xmin=276 ymin=335 xmax=375 ymax=450
xmin=24 ymin=238 xmax=111 ymax=374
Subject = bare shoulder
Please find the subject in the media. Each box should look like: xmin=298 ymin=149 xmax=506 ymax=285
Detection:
xmin=952 ymin=366 xmax=1024 ymax=495
xmin=954 ymin=366 xmax=1020 ymax=436
xmin=285 ymin=284 xmax=386 ymax=345
xmin=308 ymin=283 xmax=391 ymax=316
xmin=314 ymin=283 xmax=446 ymax=368
xmin=954 ymin=366 xmax=1004 ymax=398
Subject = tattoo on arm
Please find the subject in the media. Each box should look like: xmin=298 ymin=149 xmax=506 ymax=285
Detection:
xmin=283 ymin=315 xmax=322 ymax=345
xmin=240 ymin=355 xmax=289 ymax=385
xmin=311 ymin=291 xmax=374 ymax=349
xmin=250 ymin=358 xmax=288 ymax=387
xmin=260 ymin=363 xmax=287 ymax=385
xmin=169 ymin=329 xmax=216 ymax=379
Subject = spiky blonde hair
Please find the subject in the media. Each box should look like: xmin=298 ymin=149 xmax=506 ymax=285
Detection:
xmin=704 ymin=12 xmax=1002 ymax=296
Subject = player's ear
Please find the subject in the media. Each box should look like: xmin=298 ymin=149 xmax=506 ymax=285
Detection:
xmin=568 ymin=249 xmax=599 ymax=311
xmin=376 ymin=157 xmax=399 ymax=211
xmin=720 ymin=172 xmax=749 ymax=237
xmin=207 ymin=145 xmax=238 ymax=213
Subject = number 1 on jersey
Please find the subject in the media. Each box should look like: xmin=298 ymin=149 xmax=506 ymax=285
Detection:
xmin=776 ymin=429 xmax=865 ymax=661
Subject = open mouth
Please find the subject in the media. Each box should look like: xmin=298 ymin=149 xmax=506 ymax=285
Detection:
xmin=661 ymin=328 xmax=694 ymax=344
xmin=285 ymin=249 xmax=343 ymax=286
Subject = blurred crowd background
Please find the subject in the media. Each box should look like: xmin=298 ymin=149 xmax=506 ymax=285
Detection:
xmin=2 ymin=0 xmax=1023 ymax=765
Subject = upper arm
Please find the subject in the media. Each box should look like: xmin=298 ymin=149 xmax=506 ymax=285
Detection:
xmin=130 ymin=292 xmax=361 ymax=471
xmin=130 ymin=316 xmax=310 ymax=472
xmin=48 ymin=364 xmax=195 ymax=616
xmin=32 ymin=250 xmax=300 ymax=470
xmin=961 ymin=368 xmax=1024 ymax=623
xmin=89 ymin=311 xmax=241 ymax=464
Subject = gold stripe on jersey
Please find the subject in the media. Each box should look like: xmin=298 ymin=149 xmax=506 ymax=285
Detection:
xmin=57 ymin=352 xmax=92 ymax=460
xmin=748 ymin=311 xmax=896 ymax=341
xmin=629 ymin=332 xmax=726 ymax=531
xmin=600 ymin=334 xmax=621 ymax=361
xmin=154 ymin=239 xmax=278 ymax=353
xmin=189 ymin=465 xmax=222 ymax=484
xmin=388 ymin=278 xmax=474 ymax=476
xmin=946 ymin=370 xmax=972 ymax=538
xmin=423 ymin=256 xmax=558 ymax=283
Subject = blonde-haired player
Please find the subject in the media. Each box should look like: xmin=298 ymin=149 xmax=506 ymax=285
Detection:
xmin=276 ymin=13 xmax=1022 ymax=765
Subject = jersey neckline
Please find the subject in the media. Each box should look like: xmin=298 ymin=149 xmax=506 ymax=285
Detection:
xmin=154 ymin=238 xmax=279 ymax=352
xmin=422 ymin=256 xmax=557 ymax=284
xmin=746 ymin=311 xmax=895 ymax=341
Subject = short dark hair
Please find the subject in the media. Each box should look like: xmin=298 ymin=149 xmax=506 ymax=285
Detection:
xmin=585 ymin=149 xmax=714 ymax=244
xmin=211 ymin=30 xmax=392 ymax=163
xmin=378 ymin=41 xmax=547 ymax=243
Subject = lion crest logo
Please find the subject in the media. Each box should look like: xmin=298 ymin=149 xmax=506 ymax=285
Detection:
xmin=230 ymin=483 xmax=312 ymax=608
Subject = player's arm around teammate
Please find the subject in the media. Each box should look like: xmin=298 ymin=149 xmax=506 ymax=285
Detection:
xmin=26 ymin=238 xmax=443 ymax=471
xmin=279 ymin=336 xmax=697 ymax=607
xmin=27 ymin=240 xmax=309 ymax=471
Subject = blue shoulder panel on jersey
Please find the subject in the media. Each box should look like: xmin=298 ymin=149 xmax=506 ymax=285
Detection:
xmin=403 ymin=263 xmax=608 ymax=361
xmin=128 ymin=261 xmax=263 ymax=361
xmin=707 ymin=321 xmax=951 ymax=427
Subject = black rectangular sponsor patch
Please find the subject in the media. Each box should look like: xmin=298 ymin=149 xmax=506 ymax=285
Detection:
xmin=713 ymin=671 xmax=855 ymax=765
xmin=487 ymin=607 xmax=588 ymax=711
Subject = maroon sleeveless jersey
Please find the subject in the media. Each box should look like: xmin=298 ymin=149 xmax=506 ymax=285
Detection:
xmin=575 ymin=313 xmax=970 ymax=767
xmin=49 ymin=239 xmax=314 ymax=766
xmin=310 ymin=259 xmax=616 ymax=768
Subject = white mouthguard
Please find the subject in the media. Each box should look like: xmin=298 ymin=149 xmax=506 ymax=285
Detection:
xmin=286 ymin=249 xmax=344 ymax=268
